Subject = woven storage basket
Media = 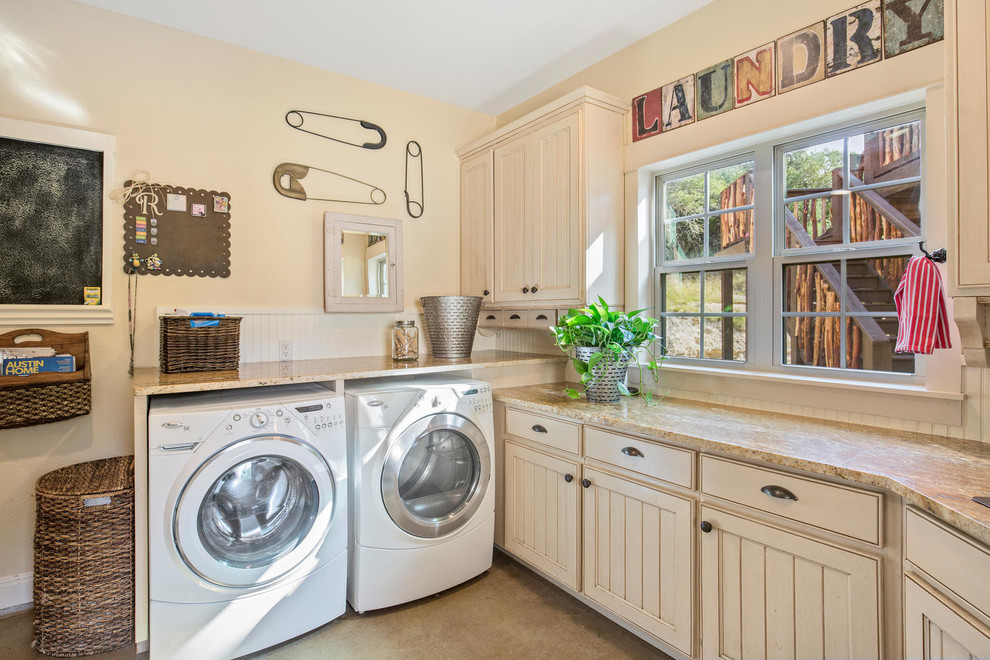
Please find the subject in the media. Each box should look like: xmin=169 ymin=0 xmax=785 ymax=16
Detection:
xmin=0 ymin=329 xmax=91 ymax=430
xmin=33 ymin=455 xmax=134 ymax=657
xmin=159 ymin=315 xmax=241 ymax=373
xmin=421 ymin=296 xmax=483 ymax=358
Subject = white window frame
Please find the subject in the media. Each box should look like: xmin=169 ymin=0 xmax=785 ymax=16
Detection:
xmin=654 ymin=105 xmax=928 ymax=385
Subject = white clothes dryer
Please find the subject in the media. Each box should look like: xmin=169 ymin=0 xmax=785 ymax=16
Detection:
xmin=148 ymin=383 xmax=347 ymax=660
xmin=345 ymin=376 xmax=495 ymax=612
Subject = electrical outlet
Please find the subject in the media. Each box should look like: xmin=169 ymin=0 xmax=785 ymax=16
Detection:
xmin=279 ymin=341 xmax=291 ymax=362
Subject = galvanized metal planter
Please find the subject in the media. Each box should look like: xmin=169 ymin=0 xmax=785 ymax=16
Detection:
xmin=574 ymin=346 xmax=631 ymax=403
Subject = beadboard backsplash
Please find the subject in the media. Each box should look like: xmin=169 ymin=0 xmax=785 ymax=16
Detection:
xmin=155 ymin=307 xmax=558 ymax=363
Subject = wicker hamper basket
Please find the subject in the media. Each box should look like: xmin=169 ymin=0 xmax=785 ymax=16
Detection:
xmin=159 ymin=315 xmax=241 ymax=373
xmin=33 ymin=456 xmax=134 ymax=657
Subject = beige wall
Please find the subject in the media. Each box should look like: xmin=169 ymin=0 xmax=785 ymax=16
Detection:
xmin=0 ymin=0 xmax=493 ymax=606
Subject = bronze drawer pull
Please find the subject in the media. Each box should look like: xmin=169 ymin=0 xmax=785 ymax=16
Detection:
xmin=761 ymin=485 xmax=798 ymax=501
xmin=621 ymin=446 xmax=644 ymax=458
xmin=531 ymin=424 xmax=547 ymax=433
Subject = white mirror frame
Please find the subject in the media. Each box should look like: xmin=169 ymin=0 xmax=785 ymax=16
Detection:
xmin=324 ymin=212 xmax=403 ymax=313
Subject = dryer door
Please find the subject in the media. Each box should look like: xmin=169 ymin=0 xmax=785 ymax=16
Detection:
xmin=381 ymin=412 xmax=491 ymax=538
xmin=173 ymin=434 xmax=335 ymax=588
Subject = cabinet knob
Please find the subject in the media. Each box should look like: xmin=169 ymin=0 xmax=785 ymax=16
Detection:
xmin=522 ymin=286 xmax=529 ymax=294
xmin=483 ymin=289 xmax=490 ymax=297
xmin=760 ymin=485 xmax=798 ymax=501
xmin=581 ymin=478 xmax=592 ymax=489
xmin=564 ymin=473 xmax=574 ymax=483
xmin=621 ymin=446 xmax=644 ymax=458
xmin=531 ymin=285 xmax=538 ymax=293
xmin=531 ymin=424 xmax=547 ymax=433
xmin=700 ymin=520 xmax=713 ymax=533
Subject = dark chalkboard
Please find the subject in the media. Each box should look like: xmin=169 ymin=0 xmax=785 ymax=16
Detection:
xmin=0 ymin=136 xmax=104 ymax=305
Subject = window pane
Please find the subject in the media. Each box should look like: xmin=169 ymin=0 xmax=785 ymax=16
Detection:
xmin=663 ymin=272 xmax=701 ymax=313
xmin=705 ymin=317 xmax=746 ymax=361
xmin=709 ymin=210 xmax=754 ymax=256
xmin=704 ymin=269 xmax=746 ymax=313
xmin=664 ymin=172 xmax=704 ymax=218
xmin=784 ymin=138 xmax=843 ymax=195
xmin=849 ymin=120 xmax=921 ymax=184
xmin=846 ymin=317 xmax=913 ymax=373
xmin=783 ymin=261 xmax=841 ymax=314
xmin=665 ymin=217 xmax=704 ymax=260
xmin=846 ymin=257 xmax=909 ymax=314
xmin=848 ymin=183 xmax=921 ymax=244
xmin=783 ymin=316 xmax=844 ymax=368
xmin=662 ymin=316 xmax=701 ymax=358
xmin=783 ymin=196 xmax=838 ymax=248
xmin=708 ymin=161 xmax=754 ymax=211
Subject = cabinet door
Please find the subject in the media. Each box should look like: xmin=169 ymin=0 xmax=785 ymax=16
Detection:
xmin=582 ymin=467 xmax=694 ymax=656
xmin=905 ymin=576 xmax=990 ymax=660
xmin=503 ymin=440 xmax=580 ymax=590
xmin=700 ymin=507 xmax=881 ymax=660
xmin=460 ymin=150 xmax=494 ymax=304
xmin=493 ymin=133 xmax=534 ymax=303
xmin=953 ymin=0 xmax=990 ymax=288
xmin=531 ymin=112 xmax=581 ymax=303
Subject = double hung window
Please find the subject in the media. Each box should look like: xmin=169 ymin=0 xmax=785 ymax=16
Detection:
xmin=656 ymin=109 xmax=924 ymax=377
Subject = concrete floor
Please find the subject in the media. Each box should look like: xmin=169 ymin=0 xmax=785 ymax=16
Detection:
xmin=0 ymin=552 xmax=670 ymax=659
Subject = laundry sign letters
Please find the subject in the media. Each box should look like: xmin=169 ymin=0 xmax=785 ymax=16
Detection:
xmin=631 ymin=0 xmax=943 ymax=142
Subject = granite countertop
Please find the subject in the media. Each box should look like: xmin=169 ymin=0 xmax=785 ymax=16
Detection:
xmin=133 ymin=350 xmax=566 ymax=395
xmin=494 ymin=382 xmax=990 ymax=546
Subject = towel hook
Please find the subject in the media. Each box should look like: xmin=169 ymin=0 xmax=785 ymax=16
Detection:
xmin=919 ymin=241 xmax=947 ymax=263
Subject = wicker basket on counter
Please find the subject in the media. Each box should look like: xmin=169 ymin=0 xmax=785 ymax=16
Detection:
xmin=0 ymin=329 xmax=91 ymax=430
xmin=159 ymin=315 xmax=241 ymax=373
xmin=421 ymin=296 xmax=482 ymax=358
xmin=33 ymin=455 xmax=135 ymax=657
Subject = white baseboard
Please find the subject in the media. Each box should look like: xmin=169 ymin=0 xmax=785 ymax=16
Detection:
xmin=0 ymin=573 xmax=32 ymax=613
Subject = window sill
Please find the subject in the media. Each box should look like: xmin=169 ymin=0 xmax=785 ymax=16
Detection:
xmin=639 ymin=361 xmax=964 ymax=427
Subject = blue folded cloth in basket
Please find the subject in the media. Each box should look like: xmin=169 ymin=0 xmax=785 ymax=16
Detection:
xmin=188 ymin=312 xmax=226 ymax=328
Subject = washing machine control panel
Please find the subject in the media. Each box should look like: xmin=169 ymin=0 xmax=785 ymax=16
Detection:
xmin=460 ymin=383 xmax=492 ymax=414
xmin=295 ymin=398 xmax=345 ymax=436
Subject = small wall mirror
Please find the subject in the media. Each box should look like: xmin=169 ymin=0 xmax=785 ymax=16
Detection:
xmin=324 ymin=212 xmax=403 ymax=312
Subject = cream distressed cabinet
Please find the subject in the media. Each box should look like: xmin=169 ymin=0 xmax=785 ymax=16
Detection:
xmin=458 ymin=87 xmax=625 ymax=309
xmin=903 ymin=508 xmax=990 ymax=660
xmin=947 ymin=0 xmax=990 ymax=289
xmin=499 ymin=406 xmax=696 ymax=656
xmin=699 ymin=507 xmax=881 ymax=660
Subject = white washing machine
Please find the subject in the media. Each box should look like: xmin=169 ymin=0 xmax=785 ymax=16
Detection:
xmin=148 ymin=383 xmax=347 ymax=660
xmin=345 ymin=376 xmax=495 ymax=612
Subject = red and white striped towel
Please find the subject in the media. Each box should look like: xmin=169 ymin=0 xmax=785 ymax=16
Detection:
xmin=894 ymin=255 xmax=951 ymax=354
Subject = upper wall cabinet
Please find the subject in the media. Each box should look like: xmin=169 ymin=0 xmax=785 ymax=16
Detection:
xmin=458 ymin=88 xmax=626 ymax=309
xmin=948 ymin=0 xmax=990 ymax=290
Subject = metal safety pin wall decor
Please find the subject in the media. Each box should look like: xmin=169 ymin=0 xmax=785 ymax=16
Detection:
xmin=404 ymin=141 xmax=424 ymax=218
xmin=273 ymin=163 xmax=386 ymax=205
xmin=285 ymin=110 xmax=387 ymax=150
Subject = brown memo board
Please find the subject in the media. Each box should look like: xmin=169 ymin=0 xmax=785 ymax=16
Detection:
xmin=121 ymin=181 xmax=231 ymax=277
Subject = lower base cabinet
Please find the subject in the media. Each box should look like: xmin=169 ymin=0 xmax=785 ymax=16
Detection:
xmin=503 ymin=440 xmax=581 ymax=590
xmin=700 ymin=506 xmax=881 ymax=660
xmin=582 ymin=467 xmax=694 ymax=655
xmin=905 ymin=576 xmax=990 ymax=660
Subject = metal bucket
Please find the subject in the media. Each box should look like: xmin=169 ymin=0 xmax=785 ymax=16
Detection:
xmin=420 ymin=296 xmax=483 ymax=358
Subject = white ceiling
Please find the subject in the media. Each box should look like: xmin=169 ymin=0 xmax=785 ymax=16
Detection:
xmin=71 ymin=0 xmax=710 ymax=115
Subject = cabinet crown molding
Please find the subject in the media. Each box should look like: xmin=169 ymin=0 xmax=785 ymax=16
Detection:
xmin=456 ymin=86 xmax=626 ymax=158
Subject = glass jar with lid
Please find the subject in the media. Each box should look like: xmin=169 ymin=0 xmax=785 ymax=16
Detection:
xmin=392 ymin=320 xmax=419 ymax=361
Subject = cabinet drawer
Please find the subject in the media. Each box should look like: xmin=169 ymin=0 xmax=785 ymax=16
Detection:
xmin=505 ymin=407 xmax=580 ymax=454
xmin=584 ymin=427 xmax=693 ymax=489
xmin=905 ymin=507 xmax=990 ymax=618
xmin=701 ymin=456 xmax=882 ymax=545
xmin=527 ymin=309 xmax=556 ymax=328
xmin=503 ymin=311 xmax=528 ymax=328
xmin=478 ymin=310 xmax=503 ymax=327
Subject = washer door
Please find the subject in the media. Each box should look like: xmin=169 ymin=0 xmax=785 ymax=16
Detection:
xmin=173 ymin=435 xmax=335 ymax=588
xmin=381 ymin=412 xmax=491 ymax=538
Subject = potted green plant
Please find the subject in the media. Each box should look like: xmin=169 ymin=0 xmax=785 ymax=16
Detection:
xmin=550 ymin=297 xmax=665 ymax=403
